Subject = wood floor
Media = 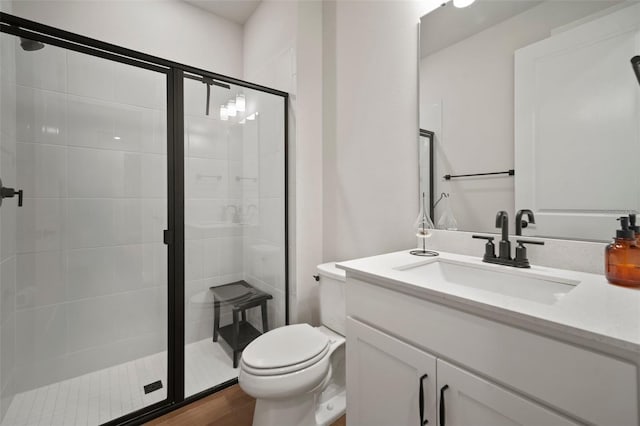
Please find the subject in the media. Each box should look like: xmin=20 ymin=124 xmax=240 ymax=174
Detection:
xmin=146 ymin=384 xmax=346 ymax=426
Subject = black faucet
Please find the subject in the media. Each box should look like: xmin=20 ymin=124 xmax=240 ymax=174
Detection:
xmin=515 ymin=209 xmax=535 ymax=236
xmin=495 ymin=211 xmax=511 ymax=260
xmin=472 ymin=210 xmax=544 ymax=268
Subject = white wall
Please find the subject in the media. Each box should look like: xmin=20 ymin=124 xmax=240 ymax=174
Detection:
xmin=243 ymin=0 xmax=297 ymax=92
xmin=323 ymin=1 xmax=430 ymax=262
xmin=11 ymin=0 xmax=243 ymax=77
xmin=238 ymin=0 xmax=443 ymax=323
xmin=295 ymin=1 xmax=324 ymax=324
xmin=243 ymin=0 xmax=323 ymax=325
xmin=420 ymin=1 xmax=619 ymax=234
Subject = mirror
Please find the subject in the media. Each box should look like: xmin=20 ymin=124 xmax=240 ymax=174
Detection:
xmin=419 ymin=0 xmax=640 ymax=242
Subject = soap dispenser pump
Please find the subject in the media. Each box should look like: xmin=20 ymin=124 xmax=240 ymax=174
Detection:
xmin=629 ymin=213 xmax=640 ymax=246
xmin=605 ymin=216 xmax=640 ymax=287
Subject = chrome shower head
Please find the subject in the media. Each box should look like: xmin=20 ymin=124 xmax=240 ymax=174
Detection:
xmin=632 ymin=56 xmax=640 ymax=86
xmin=19 ymin=37 xmax=45 ymax=51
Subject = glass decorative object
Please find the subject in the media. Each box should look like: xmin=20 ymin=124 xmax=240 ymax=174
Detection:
xmin=437 ymin=194 xmax=458 ymax=231
xmin=410 ymin=192 xmax=439 ymax=257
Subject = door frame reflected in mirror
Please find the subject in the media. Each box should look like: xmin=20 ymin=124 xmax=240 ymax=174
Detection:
xmin=419 ymin=128 xmax=435 ymax=222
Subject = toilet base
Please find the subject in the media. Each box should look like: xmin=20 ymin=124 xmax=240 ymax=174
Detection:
xmin=251 ymin=388 xmax=346 ymax=426
xmin=252 ymin=393 xmax=316 ymax=426
xmin=315 ymin=388 xmax=346 ymax=426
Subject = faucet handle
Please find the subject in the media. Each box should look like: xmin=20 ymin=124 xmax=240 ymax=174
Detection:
xmin=514 ymin=239 xmax=545 ymax=268
xmin=516 ymin=239 xmax=544 ymax=246
xmin=472 ymin=235 xmax=494 ymax=241
xmin=472 ymin=235 xmax=496 ymax=261
xmin=515 ymin=209 xmax=536 ymax=235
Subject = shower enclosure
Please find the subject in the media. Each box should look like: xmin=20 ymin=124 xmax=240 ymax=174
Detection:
xmin=0 ymin=13 xmax=288 ymax=426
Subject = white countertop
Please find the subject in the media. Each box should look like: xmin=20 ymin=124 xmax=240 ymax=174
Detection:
xmin=337 ymin=250 xmax=640 ymax=354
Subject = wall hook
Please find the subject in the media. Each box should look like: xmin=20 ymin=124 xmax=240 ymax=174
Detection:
xmin=433 ymin=192 xmax=449 ymax=209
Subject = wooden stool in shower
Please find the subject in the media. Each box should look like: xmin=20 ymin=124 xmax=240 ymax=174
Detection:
xmin=210 ymin=280 xmax=272 ymax=368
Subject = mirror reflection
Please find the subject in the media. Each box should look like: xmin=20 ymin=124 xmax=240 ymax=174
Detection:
xmin=419 ymin=0 xmax=640 ymax=242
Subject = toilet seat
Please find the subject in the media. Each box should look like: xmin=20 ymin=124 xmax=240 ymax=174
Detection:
xmin=241 ymin=344 xmax=330 ymax=376
xmin=242 ymin=324 xmax=330 ymax=376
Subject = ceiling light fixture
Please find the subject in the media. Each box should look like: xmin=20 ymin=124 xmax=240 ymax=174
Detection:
xmin=453 ymin=0 xmax=475 ymax=8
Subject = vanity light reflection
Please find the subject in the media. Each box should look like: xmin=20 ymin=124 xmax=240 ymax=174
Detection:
xmin=236 ymin=94 xmax=246 ymax=112
xmin=220 ymin=105 xmax=228 ymax=121
xmin=227 ymin=99 xmax=237 ymax=117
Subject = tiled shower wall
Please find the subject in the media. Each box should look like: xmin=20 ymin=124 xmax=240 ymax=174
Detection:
xmin=183 ymin=81 xmax=246 ymax=343
xmin=2 ymin=39 xmax=168 ymax=395
xmin=243 ymin=92 xmax=286 ymax=332
xmin=183 ymin=83 xmax=286 ymax=344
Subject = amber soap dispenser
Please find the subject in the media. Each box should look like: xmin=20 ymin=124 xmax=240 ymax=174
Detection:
xmin=605 ymin=216 xmax=640 ymax=287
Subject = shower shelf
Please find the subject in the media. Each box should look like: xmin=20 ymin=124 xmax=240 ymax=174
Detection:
xmin=236 ymin=176 xmax=257 ymax=182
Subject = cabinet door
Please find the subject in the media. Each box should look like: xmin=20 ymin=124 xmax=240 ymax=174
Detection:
xmin=347 ymin=318 xmax=436 ymax=426
xmin=436 ymin=360 xmax=579 ymax=426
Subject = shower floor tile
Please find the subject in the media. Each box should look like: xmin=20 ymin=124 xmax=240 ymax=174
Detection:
xmin=1 ymin=339 xmax=238 ymax=426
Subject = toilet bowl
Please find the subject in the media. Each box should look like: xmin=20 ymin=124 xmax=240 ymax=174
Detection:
xmin=238 ymin=263 xmax=346 ymax=426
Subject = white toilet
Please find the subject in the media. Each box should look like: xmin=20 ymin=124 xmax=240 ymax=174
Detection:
xmin=238 ymin=262 xmax=346 ymax=426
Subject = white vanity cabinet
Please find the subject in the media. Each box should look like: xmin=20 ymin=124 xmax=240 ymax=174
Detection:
xmin=347 ymin=318 xmax=437 ymax=426
xmin=436 ymin=359 xmax=578 ymax=426
xmin=344 ymin=275 xmax=639 ymax=426
xmin=348 ymin=318 xmax=579 ymax=426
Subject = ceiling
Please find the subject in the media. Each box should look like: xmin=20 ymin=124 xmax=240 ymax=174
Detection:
xmin=420 ymin=0 xmax=542 ymax=58
xmin=183 ymin=0 xmax=261 ymax=25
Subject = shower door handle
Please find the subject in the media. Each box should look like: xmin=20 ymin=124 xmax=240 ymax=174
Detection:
xmin=0 ymin=178 xmax=23 ymax=207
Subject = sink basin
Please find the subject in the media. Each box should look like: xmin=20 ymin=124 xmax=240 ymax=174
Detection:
xmin=394 ymin=259 xmax=579 ymax=305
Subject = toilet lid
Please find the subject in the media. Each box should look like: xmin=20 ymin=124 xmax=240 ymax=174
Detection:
xmin=242 ymin=324 xmax=330 ymax=370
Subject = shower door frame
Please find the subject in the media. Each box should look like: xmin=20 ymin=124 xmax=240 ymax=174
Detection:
xmin=0 ymin=12 xmax=289 ymax=426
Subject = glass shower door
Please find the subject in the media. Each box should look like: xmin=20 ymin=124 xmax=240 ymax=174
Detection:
xmin=182 ymin=74 xmax=287 ymax=397
xmin=0 ymin=31 xmax=169 ymax=425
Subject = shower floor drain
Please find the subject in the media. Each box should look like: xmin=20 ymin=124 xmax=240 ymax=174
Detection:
xmin=144 ymin=380 xmax=163 ymax=394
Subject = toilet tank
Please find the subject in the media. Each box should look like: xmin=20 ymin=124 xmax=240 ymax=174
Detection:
xmin=317 ymin=262 xmax=346 ymax=336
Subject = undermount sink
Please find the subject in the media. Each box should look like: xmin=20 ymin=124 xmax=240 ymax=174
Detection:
xmin=394 ymin=259 xmax=579 ymax=305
